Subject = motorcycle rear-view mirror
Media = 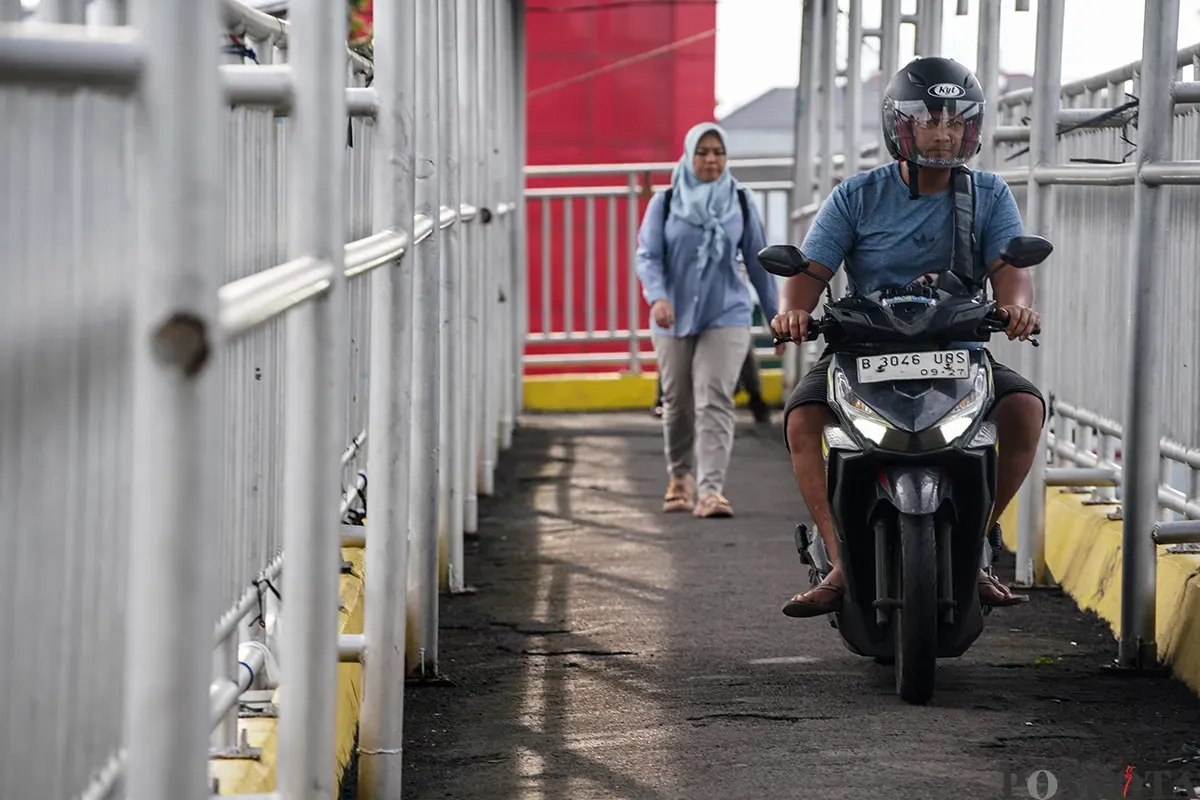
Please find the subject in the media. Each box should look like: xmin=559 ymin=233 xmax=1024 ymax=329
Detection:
xmin=757 ymin=244 xmax=811 ymax=278
xmin=998 ymin=235 xmax=1054 ymax=269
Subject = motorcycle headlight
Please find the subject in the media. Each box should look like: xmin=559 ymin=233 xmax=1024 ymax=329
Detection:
xmin=933 ymin=364 xmax=990 ymax=444
xmin=832 ymin=368 xmax=894 ymax=445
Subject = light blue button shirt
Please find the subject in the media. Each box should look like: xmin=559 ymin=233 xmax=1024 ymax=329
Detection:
xmin=635 ymin=191 xmax=779 ymax=337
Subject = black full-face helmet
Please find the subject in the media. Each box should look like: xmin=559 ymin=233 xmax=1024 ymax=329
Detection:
xmin=882 ymin=57 xmax=985 ymax=169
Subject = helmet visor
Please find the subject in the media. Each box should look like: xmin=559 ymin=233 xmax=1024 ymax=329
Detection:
xmin=884 ymin=99 xmax=983 ymax=167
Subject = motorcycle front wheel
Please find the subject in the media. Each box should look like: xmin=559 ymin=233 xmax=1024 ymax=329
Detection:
xmin=893 ymin=512 xmax=938 ymax=704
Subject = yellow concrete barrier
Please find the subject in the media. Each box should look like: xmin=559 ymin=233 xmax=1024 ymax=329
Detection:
xmin=523 ymin=368 xmax=785 ymax=413
xmin=1000 ymin=491 xmax=1200 ymax=695
xmin=210 ymin=545 xmax=366 ymax=795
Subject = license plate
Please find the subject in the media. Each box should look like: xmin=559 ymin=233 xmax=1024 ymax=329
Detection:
xmin=856 ymin=350 xmax=970 ymax=383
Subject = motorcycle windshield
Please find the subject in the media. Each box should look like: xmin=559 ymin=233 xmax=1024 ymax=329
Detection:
xmin=835 ymin=351 xmax=986 ymax=434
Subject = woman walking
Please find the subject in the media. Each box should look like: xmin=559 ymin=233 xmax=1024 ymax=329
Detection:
xmin=635 ymin=122 xmax=779 ymax=518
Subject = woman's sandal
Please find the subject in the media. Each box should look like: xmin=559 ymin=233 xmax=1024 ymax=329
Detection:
xmin=782 ymin=582 xmax=844 ymax=617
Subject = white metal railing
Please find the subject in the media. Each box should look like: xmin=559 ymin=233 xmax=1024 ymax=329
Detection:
xmin=0 ymin=0 xmax=524 ymax=799
xmin=521 ymin=163 xmax=836 ymax=373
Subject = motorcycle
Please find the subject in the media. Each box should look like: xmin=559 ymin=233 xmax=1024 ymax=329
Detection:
xmin=759 ymin=235 xmax=1052 ymax=705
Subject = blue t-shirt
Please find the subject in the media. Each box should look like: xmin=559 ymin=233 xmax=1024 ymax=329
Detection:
xmin=801 ymin=162 xmax=1024 ymax=297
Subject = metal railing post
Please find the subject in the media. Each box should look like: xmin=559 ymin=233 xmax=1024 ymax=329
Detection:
xmin=819 ymin=0 xmax=844 ymax=298
xmin=514 ymin=0 xmax=528 ymax=416
xmin=625 ymin=173 xmax=640 ymax=375
xmin=498 ymin=0 xmax=516 ymax=449
xmin=409 ymin=0 xmax=442 ymax=677
xmin=786 ymin=0 xmax=820 ymax=385
xmin=276 ymin=0 xmax=348 ymax=794
xmin=359 ymin=0 xmax=417 ymax=792
xmin=479 ymin=0 xmax=499 ymax=493
xmin=1118 ymin=0 xmax=1180 ymax=670
xmin=123 ymin=0 xmax=222 ymax=796
xmin=879 ymin=0 xmax=901 ymax=82
xmin=439 ymin=0 xmax=465 ymax=593
xmin=845 ymin=0 xmax=863 ymax=179
xmin=975 ymin=0 xmax=1002 ymax=172
xmin=460 ymin=0 xmax=482 ymax=529
xmin=1015 ymin=0 xmax=1063 ymax=589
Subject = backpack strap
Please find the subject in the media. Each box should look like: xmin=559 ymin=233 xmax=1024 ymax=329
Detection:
xmin=942 ymin=166 xmax=983 ymax=299
xmin=660 ymin=185 xmax=752 ymax=259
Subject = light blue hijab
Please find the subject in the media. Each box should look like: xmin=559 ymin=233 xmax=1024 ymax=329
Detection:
xmin=669 ymin=122 xmax=742 ymax=274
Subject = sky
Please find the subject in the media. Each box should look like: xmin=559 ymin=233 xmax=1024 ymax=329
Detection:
xmin=715 ymin=0 xmax=1200 ymax=116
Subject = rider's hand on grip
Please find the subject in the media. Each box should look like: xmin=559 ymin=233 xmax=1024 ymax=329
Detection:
xmin=996 ymin=304 xmax=1041 ymax=342
xmin=771 ymin=309 xmax=811 ymax=345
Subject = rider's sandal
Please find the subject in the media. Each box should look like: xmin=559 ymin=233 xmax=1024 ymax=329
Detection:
xmin=978 ymin=573 xmax=1030 ymax=607
xmin=782 ymin=583 xmax=844 ymax=618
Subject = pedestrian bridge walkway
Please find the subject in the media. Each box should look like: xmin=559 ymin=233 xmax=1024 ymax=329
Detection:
xmin=4 ymin=1 xmax=1200 ymax=799
xmin=402 ymin=413 xmax=1200 ymax=799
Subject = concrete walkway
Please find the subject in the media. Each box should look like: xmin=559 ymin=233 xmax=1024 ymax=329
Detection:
xmin=400 ymin=413 xmax=1200 ymax=800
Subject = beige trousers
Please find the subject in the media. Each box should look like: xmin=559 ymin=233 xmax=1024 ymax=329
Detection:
xmin=652 ymin=326 xmax=752 ymax=497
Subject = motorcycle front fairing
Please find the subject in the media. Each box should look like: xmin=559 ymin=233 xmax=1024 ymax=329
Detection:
xmin=818 ymin=352 xmax=1002 ymax=659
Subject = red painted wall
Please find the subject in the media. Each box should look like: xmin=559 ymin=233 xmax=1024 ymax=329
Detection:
xmin=524 ymin=0 xmax=718 ymax=375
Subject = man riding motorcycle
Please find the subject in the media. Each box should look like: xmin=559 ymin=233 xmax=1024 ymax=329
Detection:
xmin=772 ymin=57 xmax=1046 ymax=618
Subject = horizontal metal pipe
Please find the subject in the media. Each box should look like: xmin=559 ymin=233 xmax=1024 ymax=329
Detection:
xmin=528 ymin=178 xmax=806 ymax=201
xmin=221 ymin=0 xmax=372 ymax=76
xmin=218 ymin=256 xmax=334 ymax=338
xmin=439 ymin=204 xmax=458 ymax=229
xmin=1049 ymin=434 xmax=1200 ymax=519
xmin=526 ymin=156 xmax=795 ymax=177
xmin=459 ymin=203 xmax=478 ymax=222
xmin=0 ymin=21 xmax=142 ymax=89
xmin=1175 ymin=81 xmax=1200 ymax=103
xmin=525 ymin=143 xmax=883 ymax=178
xmin=523 ymin=351 xmax=659 ymax=367
xmin=1045 ymin=467 xmax=1120 ymax=486
xmin=339 ymin=471 xmax=367 ymax=518
xmin=527 ymin=325 xmax=774 ymax=345
xmin=343 ymin=230 xmax=409 ymax=279
xmin=209 ymin=641 xmax=267 ymax=730
xmin=1055 ymin=400 xmax=1200 ymax=467
xmin=1034 ymin=163 xmax=1137 ymax=185
xmin=1140 ymin=160 xmax=1200 ymax=185
xmin=412 ymin=213 xmax=437 ymax=246
xmin=221 ymin=64 xmax=293 ymax=107
xmin=993 ymin=126 xmax=1031 ymax=143
xmin=78 ymin=751 xmax=125 ymax=800
xmin=346 ymin=86 xmax=378 ymax=117
xmin=790 ymin=201 xmax=823 ymax=222
xmin=338 ymin=634 xmax=365 ymax=663
xmin=999 ymin=41 xmax=1200 ymax=107
xmin=1152 ymin=520 xmax=1200 ymax=544
xmin=341 ymin=430 xmax=367 ymax=467
xmin=220 ymin=66 xmax=377 ymax=117
xmin=212 ymin=555 xmax=284 ymax=647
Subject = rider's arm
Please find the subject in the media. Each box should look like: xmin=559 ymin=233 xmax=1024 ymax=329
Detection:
xmin=781 ymin=183 xmax=856 ymax=314
xmin=988 ymin=259 xmax=1033 ymax=308
xmin=635 ymin=192 xmax=669 ymax=307
xmin=780 ymin=260 xmax=836 ymax=314
xmin=983 ymin=179 xmax=1039 ymax=338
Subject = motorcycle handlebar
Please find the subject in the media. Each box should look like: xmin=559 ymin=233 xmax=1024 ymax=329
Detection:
xmin=769 ymin=311 xmax=1041 ymax=346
